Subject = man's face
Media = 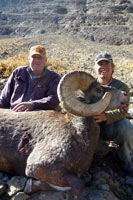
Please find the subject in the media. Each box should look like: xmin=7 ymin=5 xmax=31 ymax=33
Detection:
xmin=95 ymin=60 xmax=113 ymax=80
xmin=29 ymin=54 xmax=47 ymax=75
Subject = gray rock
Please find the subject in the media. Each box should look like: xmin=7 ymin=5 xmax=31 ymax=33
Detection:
xmin=125 ymin=177 xmax=133 ymax=186
xmin=24 ymin=178 xmax=53 ymax=194
xmin=7 ymin=176 xmax=27 ymax=197
xmin=11 ymin=192 xmax=30 ymax=200
xmin=0 ymin=181 xmax=7 ymax=196
xmin=97 ymin=184 xmax=110 ymax=191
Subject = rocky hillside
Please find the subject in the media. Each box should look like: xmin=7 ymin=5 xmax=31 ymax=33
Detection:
xmin=0 ymin=0 xmax=133 ymax=45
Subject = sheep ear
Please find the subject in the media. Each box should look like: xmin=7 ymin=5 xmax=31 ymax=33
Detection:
xmin=57 ymin=71 xmax=112 ymax=117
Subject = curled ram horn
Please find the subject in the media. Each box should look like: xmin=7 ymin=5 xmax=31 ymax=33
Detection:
xmin=57 ymin=71 xmax=112 ymax=117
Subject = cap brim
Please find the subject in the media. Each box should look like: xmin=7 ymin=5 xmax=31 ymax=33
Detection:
xmin=95 ymin=58 xmax=112 ymax=64
xmin=30 ymin=52 xmax=44 ymax=58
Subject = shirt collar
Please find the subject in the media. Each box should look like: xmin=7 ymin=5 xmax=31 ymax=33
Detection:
xmin=96 ymin=78 xmax=113 ymax=86
xmin=27 ymin=67 xmax=47 ymax=79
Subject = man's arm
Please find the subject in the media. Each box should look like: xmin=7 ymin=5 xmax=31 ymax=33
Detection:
xmin=0 ymin=72 xmax=15 ymax=108
xmin=94 ymin=79 xmax=130 ymax=124
xmin=105 ymin=80 xmax=130 ymax=124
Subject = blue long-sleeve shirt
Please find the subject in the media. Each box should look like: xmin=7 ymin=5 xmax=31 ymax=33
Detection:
xmin=0 ymin=66 xmax=61 ymax=110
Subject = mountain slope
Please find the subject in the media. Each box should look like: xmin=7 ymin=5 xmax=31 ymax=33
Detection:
xmin=0 ymin=0 xmax=133 ymax=45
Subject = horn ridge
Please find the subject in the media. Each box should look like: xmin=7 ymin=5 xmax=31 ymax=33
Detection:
xmin=57 ymin=71 xmax=112 ymax=116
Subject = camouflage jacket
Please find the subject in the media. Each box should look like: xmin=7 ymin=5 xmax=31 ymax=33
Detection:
xmin=105 ymin=78 xmax=130 ymax=125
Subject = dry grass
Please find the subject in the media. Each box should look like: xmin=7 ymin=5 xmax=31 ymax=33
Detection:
xmin=0 ymin=54 xmax=78 ymax=78
xmin=46 ymin=58 xmax=78 ymax=75
xmin=0 ymin=54 xmax=28 ymax=78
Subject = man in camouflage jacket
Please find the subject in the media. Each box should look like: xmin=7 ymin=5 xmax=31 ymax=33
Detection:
xmin=94 ymin=52 xmax=133 ymax=176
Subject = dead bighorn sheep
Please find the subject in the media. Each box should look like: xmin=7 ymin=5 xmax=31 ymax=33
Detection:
xmin=0 ymin=71 xmax=128 ymax=196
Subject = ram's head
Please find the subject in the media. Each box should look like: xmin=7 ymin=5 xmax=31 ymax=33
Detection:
xmin=58 ymin=71 xmax=128 ymax=116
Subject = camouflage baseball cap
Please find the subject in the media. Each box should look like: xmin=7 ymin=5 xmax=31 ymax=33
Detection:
xmin=29 ymin=45 xmax=46 ymax=58
xmin=95 ymin=52 xmax=113 ymax=64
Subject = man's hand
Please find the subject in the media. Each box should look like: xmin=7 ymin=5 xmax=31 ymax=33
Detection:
xmin=12 ymin=102 xmax=34 ymax=112
xmin=93 ymin=112 xmax=107 ymax=123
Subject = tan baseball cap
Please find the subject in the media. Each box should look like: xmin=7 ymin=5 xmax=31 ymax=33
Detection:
xmin=29 ymin=45 xmax=46 ymax=58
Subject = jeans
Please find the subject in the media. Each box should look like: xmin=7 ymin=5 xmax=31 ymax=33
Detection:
xmin=98 ymin=119 xmax=133 ymax=167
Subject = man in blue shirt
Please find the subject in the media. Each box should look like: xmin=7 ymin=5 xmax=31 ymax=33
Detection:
xmin=0 ymin=45 xmax=60 ymax=111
